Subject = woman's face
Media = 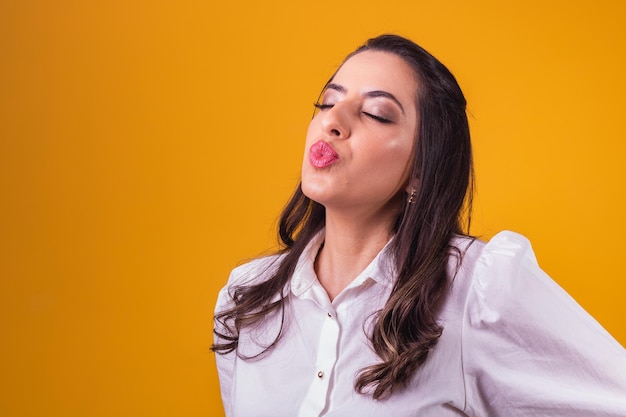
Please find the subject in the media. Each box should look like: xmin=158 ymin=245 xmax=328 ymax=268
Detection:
xmin=301 ymin=50 xmax=419 ymax=216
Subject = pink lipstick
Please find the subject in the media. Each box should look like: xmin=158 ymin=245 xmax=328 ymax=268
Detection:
xmin=309 ymin=140 xmax=339 ymax=168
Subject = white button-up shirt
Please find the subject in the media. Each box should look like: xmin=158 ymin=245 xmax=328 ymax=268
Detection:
xmin=214 ymin=231 xmax=626 ymax=416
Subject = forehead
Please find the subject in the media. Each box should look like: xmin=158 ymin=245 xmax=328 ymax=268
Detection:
xmin=330 ymin=50 xmax=418 ymax=102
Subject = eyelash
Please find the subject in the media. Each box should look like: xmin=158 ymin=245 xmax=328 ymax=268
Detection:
xmin=313 ymin=102 xmax=392 ymax=124
xmin=313 ymin=102 xmax=333 ymax=111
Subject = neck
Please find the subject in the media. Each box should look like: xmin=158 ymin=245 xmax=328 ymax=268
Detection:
xmin=315 ymin=204 xmax=398 ymax=301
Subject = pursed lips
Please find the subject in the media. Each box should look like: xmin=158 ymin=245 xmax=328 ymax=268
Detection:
xmin=309 ymin=140 xmax=339 ymax=168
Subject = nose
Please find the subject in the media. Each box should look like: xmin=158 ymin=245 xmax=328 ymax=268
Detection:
xmin=320 ymin=103 xmax=351 ymax=139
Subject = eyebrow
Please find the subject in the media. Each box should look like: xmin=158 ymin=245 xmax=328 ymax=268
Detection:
xmin=326 ymin=83 xmax=406 ymax=115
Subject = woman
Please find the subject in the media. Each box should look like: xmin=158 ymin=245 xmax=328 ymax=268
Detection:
xmin=212 ymin=34 xmax=626 ymax=416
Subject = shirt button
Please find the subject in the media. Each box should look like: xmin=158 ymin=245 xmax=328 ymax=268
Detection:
xmin=327 ymin=312 xmax=332 ymax=318
xmin=317 ymin=370 xmax=324 ymax=378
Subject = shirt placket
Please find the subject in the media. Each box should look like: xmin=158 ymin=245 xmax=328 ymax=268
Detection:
xmin=298 ymin=305 xmax=340 ymax=417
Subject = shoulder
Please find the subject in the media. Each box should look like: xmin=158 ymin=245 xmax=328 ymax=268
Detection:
xmin=226 ymin=252 xmax=285 ymax=287
xmin=477 ymin=230 xmax=536 ymax=267
xmin=452 ymin=230 xmax=541 ymax=296
xmin=455 ymin=230 xmax=596 ymax=332
xmin=450 ymin=230 xmax=535 ymax=279
xmin=446 ymin=231 xmax=544 ymax=320
xmin=214 ymin=253 xmax=285 ymax=313
xmin=451 ymin=229 xmax=533 ymax=261
xmin=468 ymin=230 xmax=541 ymax=294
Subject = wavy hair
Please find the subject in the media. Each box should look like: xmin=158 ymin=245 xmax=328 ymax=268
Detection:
xmin=212 ymin=34 xmax=474 ymax=400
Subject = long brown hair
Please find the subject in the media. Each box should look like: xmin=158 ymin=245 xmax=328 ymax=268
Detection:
xmin=212 ymin=34 xmax=474 ymax=400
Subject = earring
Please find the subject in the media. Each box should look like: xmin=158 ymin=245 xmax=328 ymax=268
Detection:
xmin=407 ymin=188 xmax=416 ymax=204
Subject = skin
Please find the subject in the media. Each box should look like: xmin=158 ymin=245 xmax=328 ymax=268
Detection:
xmin=301 ymin=50 xmax=420 ymax=300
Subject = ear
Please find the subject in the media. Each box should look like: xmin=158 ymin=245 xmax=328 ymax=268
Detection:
xmin=405 ymin=178 xmax=419 ymax=194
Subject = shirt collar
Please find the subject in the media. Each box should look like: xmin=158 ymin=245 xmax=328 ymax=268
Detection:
xmin=290 ymin=230 xmax=396 ymax=298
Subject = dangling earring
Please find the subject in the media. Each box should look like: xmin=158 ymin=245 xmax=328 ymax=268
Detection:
xmin=407 ymin=188 xmax=416 ymax=204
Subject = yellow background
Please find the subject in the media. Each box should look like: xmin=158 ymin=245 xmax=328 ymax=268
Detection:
xmin=1 ymin=0 xmax=625 ymax=415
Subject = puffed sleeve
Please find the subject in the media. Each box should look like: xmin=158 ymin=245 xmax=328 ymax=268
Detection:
xmin=462 ymin=231 xmax=626 ymax=417
xmin=213 ymin=255 xmax=283 ymax=417
xmin=213 ymin=272 xmax=237 ymax=417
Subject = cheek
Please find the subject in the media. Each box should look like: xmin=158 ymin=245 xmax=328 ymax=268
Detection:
xmin=372 ymin=135 xmax=415 ymax=183
xmin=371 ymin=134 xmax=414 ymax=165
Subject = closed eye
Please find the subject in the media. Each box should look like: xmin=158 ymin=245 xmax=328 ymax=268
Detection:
xmin=363 ymin=112 xmax=392 ymax=124
xmin=314 ymin=102 xmax=393 ymax=124
xmin=313 ymin=102 xmax=334 ymax=110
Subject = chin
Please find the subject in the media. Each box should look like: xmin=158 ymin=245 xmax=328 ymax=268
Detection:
xmin=300 ymin=184 xmax=330 ymax=207
xmin=301 ymin=185 xmax=322 ymax=203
